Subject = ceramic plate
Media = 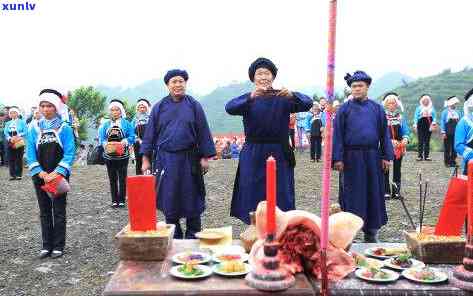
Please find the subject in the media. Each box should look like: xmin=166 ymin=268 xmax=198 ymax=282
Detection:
xmin=212 ymin=263 xmax=251 ymax=277
xmin=170 ymin=264 xmax=212 ymax=279
xmin=402 ymin=267 xmax=448 ymax=284
xmin=172 ymin=252 xmax=211 ymax=265
xmin=355 ymin=268 xmax=400 ymax=283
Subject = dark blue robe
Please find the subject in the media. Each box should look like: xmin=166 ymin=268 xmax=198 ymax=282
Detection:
xmin=140 ymin=95 xmax=216 ymax=219
xmin=333 ymin=99 xmax=394 ymax=231
xmin=226 ymin=92 xmax=313 ymax=224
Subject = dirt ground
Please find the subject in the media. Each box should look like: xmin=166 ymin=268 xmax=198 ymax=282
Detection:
xmin=0 ymin=152 xmax=454 ymax=295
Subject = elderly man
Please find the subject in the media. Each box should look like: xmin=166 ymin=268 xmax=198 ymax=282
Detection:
xmin=141 ymin=69 xmax=216 ymax=239
xmin=332 ymin=71 xmax=394 ymax=242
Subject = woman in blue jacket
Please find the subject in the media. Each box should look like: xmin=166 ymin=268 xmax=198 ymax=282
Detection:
xmin=98 ymin=99 xmax=135 ymax=208
xmin=440 ymin=96 xmax=461 ymax=167
xmin=27 ymin=89 xmax=76 ymax=259
xmin=4 ymin=106 xmax=27 ymax=180
xmin=413 ymin=95 xmax=437 ymax=161
xmin=455 ymin=88 xmax=473 ymax=175
xmin=383 ymin=93 xmax=410 ymax=199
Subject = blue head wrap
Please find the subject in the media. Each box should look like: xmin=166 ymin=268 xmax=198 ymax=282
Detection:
xmin=164 ymin=69 xmax=189 ymax=85
xmin=344 ymin=71 xmax=372 ymax=86
xmin=248 ymin=57 xmax=278 ymax=82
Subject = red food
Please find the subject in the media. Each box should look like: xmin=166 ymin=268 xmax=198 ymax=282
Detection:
xmin=250 ymin=206 xmax=357 ymax=281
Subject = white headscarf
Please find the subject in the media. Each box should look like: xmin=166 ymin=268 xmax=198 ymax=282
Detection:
xmin=8 ymin=107 xmax=21 ymax=117
xmin=38 ymin=91 xmax=65 ymax=116
xmin=383 ymin=94 xmax=404 ymax=112
xmin=109 ymin=100 xmax=126 ymax=118
xmin=419 ymin=95 xmax=433 ymax=115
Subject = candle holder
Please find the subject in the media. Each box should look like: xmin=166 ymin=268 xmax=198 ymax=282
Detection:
xmin=452 ymin=237 xmax=473 ymax=290
xmin=245 ymin=233 xmax=295 ymax=291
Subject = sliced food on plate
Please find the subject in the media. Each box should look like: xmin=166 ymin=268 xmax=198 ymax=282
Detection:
xmin=402 ymin=267 xmax=448 ymax=284
xmin=365 ymin=246 xmax=408 ymax=259
xmin=172 ymin=251 xmax=211 ymax=265
xmin=170 ymin=262 xmax=213 ymax=279
xmin=355 ymin=267 xmax=400 ymax=283
xmin=383 ymin=254 xmax=425 ymax=270
xmin=213 ymin=260 xmax=251 ymax=277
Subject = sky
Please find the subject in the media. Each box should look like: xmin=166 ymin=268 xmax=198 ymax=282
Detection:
xmin=1 ymin=0 xmax=472 ymax=109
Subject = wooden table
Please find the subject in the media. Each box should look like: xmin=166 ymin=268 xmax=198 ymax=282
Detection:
xmin=308 ymin=243 xmax=473 ymax=296
xmin=103 ymin=239 xmax=314 ymax=296
xmin=104 ymin=240 xmax=473 ymax=296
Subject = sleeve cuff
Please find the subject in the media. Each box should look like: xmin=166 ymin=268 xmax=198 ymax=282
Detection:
xmin=463 ymin=148 xmax=473 ymax=159
xmin=58 ymin=161 xmax=71 ymax=170
xmin=28 ymin=161 xmax=41 ymax=170
xmin=54 ymin=166 xmax=68 ymax=177
xmin=30 ymin=166 xmax=43 ymax=176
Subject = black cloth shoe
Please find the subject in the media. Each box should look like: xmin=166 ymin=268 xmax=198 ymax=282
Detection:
xmin=51 ymin=250 xmax=63 ymax=259
xmin=111 ymin=202 xmax=118 ymax=208
xmin=424 ymin=157 xmax=432 ymax=161
xmin=416 ymin=157 xmax=423 ymax=161
xmin=38 ymin=250 xmax=51 ymax=259
xmin=9 ymin=177 xmax=15 ymax=181
xmin=16 ymin=176 xmax=22 ymax=180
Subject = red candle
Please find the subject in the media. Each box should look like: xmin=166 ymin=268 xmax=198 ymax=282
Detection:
xmin=127 ymin=175 xmax=157 ymax=231
xmin=468 ymin=161 xmax=473 ymax=240
xmin=266 ymin=156 xmax=276 ymax=235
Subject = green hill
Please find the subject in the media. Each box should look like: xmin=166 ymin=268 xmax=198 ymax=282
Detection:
xmin=200 ymin=81 xmax=252 ymax=133
xmin=379 ymin=68 xmax=473 ymax=123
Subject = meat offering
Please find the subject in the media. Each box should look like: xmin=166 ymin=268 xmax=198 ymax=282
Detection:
xmin=250 ymin=202 xmax=363 ymax=280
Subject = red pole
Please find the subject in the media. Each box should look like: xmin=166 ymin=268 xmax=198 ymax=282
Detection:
xmin=321 ymin=1 xmax=337 ymax=295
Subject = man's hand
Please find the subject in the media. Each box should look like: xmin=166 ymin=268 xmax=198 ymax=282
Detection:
xmin=382 ymin=160 xmax=391 ymax=172
xmin=277 ymin=88 xmax=294 ymax=98
xmin=442 ymin=133 xmax=447 ymax=140
xmin=141 ymin=156 xmax=151 ymax=174
xmin=200 ymin=158 xmax=209 ymax=175
xmin=334 ymin=161 xmax=344 ymax=172
xmin=250 ymin=87 xmax=266 ymax=99
xmin=402 ymin=138 xmax=408 ymax=145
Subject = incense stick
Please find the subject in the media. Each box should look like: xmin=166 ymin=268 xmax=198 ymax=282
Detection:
xmin=418 ymin=171 xmax=423 ymax=232
xmin=420 ymin=180 xmax=429 ymax=234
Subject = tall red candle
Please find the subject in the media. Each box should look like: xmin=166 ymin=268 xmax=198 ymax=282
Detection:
xmin=127 ymin=175 xmax=157 ymax=231
xmin=468 ymin=161 xmax=473 ymax=240
xmin=266 ymin=156 xmax=276 ymax=235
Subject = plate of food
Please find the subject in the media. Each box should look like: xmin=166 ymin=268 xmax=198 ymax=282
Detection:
xmin=364 ymin=246 xmax=408 ymax=259
xmin=352 ymin=253 xmax=383 ymax=269
xmin=383 ymin=254 xmax=425 ymax=271
xmin=170 ymin=262 xmax=212 ymax=279
xmin=355 ymin=267 xmax=400 ymax=283
xmin=172 ymin=251 xmax=211 ymax=265
xmin=402 ymin=267 xmax=448 ymax=284
xmin=213 ymin=261 xmax=251 ymax=277
xmin=213 ymin=252 xmax=249 ymax=263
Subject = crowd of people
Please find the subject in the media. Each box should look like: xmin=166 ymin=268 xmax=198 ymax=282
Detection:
xmin=2 ymin=57 xmax=473 ymax=259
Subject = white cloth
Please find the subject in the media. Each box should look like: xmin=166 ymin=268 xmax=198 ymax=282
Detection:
xmin=109 ymin=101 xmax=126 ymax=117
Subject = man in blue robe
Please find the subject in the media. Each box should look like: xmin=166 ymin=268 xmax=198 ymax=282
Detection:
xmin=333 ymin=71 xmax=394 ymax=242
xmin=455 ymin=88 xmax=473 ymax=175
xmin=140 ymin=69 xmax=216 ymax=239
xmin=226 ymin=57 xmax=313 ymax=224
